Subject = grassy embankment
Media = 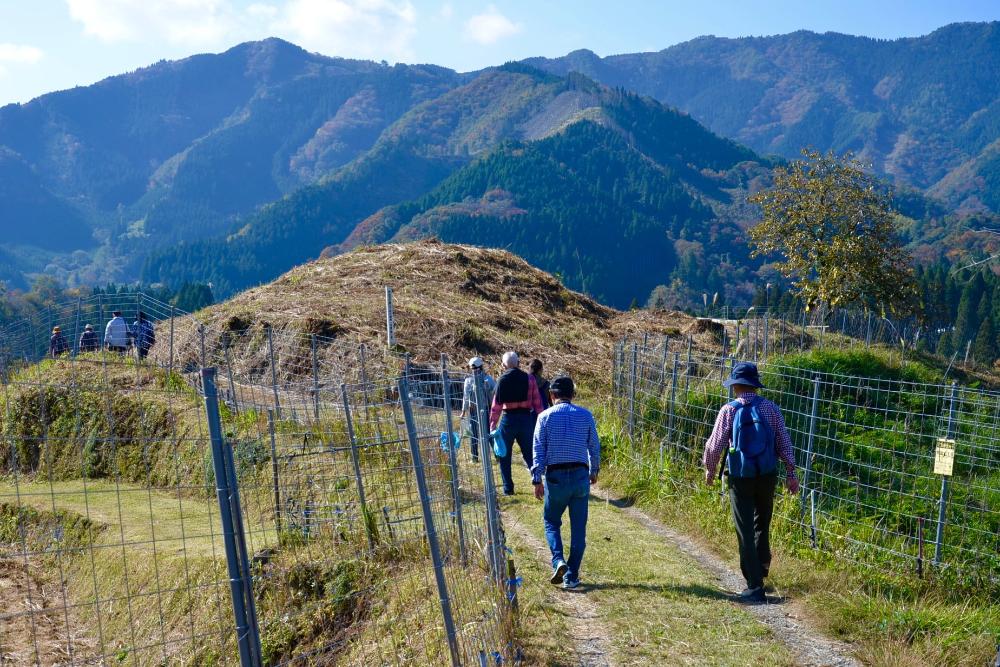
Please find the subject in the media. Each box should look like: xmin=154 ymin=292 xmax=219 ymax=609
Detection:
xmin=599 ymin=347 xmax=999 ymax=666
xmin=0 ymin=354 xmax=502 ymax=664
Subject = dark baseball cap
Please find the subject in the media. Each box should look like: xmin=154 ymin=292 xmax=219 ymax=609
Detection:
xmin=550 ymin=375 xmax=575 ymax=398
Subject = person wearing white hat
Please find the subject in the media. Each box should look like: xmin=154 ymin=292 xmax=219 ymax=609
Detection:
xmin=490 ymin=351 xmax=544 ymax=494
xmin=460 ymin=356 xmax=496 ymax=463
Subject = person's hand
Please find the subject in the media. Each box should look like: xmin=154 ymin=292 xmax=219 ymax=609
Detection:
xmin=786 ymin=477 xmax=799 ymax=494
xmin=533 ymin=483 xmax=544 ymax=500
xmin=589 ymin=473 xmax=598 ymax=485
xmin=704 ymin=469 xmax=715 ymax=486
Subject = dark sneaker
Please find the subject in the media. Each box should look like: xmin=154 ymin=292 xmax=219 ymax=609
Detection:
xmin=739 ymin=587 xmax=766 ymax=603
xmin=502 ymin=489 xmax=515 ymax=496
xmin=550 ymin=561 xmax=568 ymax=585
xmin=562 ymin=579 xmax=581 ymax=590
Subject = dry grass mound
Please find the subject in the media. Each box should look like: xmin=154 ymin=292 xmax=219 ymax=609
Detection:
xmin=164 ymin=240 xmax=693 ymax=387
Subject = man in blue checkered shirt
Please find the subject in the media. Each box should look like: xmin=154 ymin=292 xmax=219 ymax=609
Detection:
xmin=531 ymin=375 xmax=600 ymax=589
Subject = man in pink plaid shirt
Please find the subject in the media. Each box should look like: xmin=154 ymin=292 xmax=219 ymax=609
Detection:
xmin=703 ymin=361 xmax=799 ymax=603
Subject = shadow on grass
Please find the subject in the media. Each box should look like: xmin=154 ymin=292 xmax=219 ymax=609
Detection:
xmin=563 ymin=581 xmax=789 ymax=606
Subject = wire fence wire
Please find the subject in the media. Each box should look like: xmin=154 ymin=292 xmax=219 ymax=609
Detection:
xmin=0 ymin=294 xmax=516 ymax=665
xmin=612 ymin=336 xmax=1000 ymax=594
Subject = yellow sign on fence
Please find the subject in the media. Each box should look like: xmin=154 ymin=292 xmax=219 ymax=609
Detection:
xmin=934 ymin=438 xmax=955 ymax=476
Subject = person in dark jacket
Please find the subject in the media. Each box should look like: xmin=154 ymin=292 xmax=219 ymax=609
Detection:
xmin=49 ymin=326 xmax=68 ymax=358
xmin=132 ymin=312 xmax=156 ymax=360
xmin=489 ymin=351 xmax=544 ymax=495
xmin=529 ymin=358 xmax=552 ymax=411
xmin=79 ymin=324 xmax=100 ymax=353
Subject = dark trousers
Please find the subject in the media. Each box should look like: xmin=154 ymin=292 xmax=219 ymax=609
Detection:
xmin=469 ymin=416 xmax=482 ymax=459
xmin=497 ymin=411 xmax=535 ymax=493
xmin=728 ymin=473 xmax=776 ymax=589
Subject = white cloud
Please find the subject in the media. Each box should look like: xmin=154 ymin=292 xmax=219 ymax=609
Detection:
xmin=63 ymin=0 xmax=420 ymax=62
xmin=439 ymin=3 xmax=453 ymax=20
xmin=65 ymin=0 xmax=240 ymax=47
xmin=0 ymin=43 xmax=43 ymax=77
xmin=276 ymin=0 xmax=417 ymax=61
xmin=247 ymin=3 xmax=279 ymax=20
xmin=0 ymin=43 xmax=44 ymax=64
xmin=464 ymin=5 xmax=521 ymax=46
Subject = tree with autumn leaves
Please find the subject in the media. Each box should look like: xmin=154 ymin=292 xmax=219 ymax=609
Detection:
xmin=748 ymin=149 xmax=918 ymax=317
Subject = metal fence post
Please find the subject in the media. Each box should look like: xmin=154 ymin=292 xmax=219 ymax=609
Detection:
xmin=611 ymin=343 xmax=619 ymax=399
xmin=168 ymin=304 xmax=175 ymax=377
xmin=224 ymin=340 xmax=239 ymax=414
xmin=385 ymin=286 xmax=396 ymax=349
xmin=441 ymin=355 xmax=467 ymax=566
xmin=267 ymin=326 xmax=281 ymax=418
xmin=359 ymin=344 xmax=371 ymax=413
xmin=763 ymin=314 xmax=769 ymax=359
xmin=628 ymin=342 xmax=638 ymax=445
xmin=809 ymin=489 xmax=818 ymax=549
xmin=662 ymin=351 xmax=679 ymax=468
xmin=474 ymin=369 xmax=503 ymax=584
xmin=658 ymin=336 xmax=670 ymax=394
xmin=934 ymin=382 xmax=958 ymax=565
xmin=341 ymin=383 xmax=373 ymax=551
xmin=219 ymin=420 xmax=263 ymax=666
xmin=199 ymin=324 xmax=206 ymax=368
xmin=201 ymin=368 xmax=262 ymax=666
xmin=73 ymin=297 xmax=82 ymax=356
xmin=398 ymin=378 xmax=461 ymax=667
xmin=685 ymin=335 xmax=693 ymax=393
xmin=800 ymin=375 xmax=822 ymax=506
xmin=310 ymin=334 xmax=320 ymax=421
xmin=267 ymin=410 xmax=282 ymax=534
xmin=98 ymin=293 xmax=104 ymax=352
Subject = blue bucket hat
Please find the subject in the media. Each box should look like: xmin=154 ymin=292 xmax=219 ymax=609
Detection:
xmin=723 ymin=362 xmax=765 ymax=389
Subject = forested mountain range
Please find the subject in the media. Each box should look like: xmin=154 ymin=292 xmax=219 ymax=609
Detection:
xmin=526 ymin=22 xmax=1000 ymax=214
xmin=141 ymin=65 xmax=771 ymax=307
xmin=0 ymin=38 xmax=462 ymax=286
xmin=2 ymin=24 xmax=1000 ymax=307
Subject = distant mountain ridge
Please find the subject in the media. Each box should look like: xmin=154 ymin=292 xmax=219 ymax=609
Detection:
xmin=142 ymin=64 xmax=770 ymax=306
xmin=2 ymin=25 xmax=1000 ymax=304
xmin=526 ymin=22 xmax=1000 ymax=213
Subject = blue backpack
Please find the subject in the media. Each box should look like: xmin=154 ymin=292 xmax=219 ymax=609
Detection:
xmin=727 ymin=398 xmax=777 ymax=478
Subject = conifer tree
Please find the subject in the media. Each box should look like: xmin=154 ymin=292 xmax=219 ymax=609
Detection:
xmin=953 ymin=287 xmax=978 ymax=352
xmin=973 ymin=316 xmax=998 ymax=367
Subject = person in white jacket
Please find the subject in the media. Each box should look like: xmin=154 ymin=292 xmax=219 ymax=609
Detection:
xmin=104 ymin=311 xmax=130 ymax=354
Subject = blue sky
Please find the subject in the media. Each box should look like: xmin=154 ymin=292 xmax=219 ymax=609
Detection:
xmin=1 ymin=0 xmax=998 ymax=105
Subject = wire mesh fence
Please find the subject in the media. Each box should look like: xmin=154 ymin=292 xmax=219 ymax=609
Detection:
xmin=612 ymin=336 xmax=1000 ymax=594
xmin=0 ymin=294 xmax=516 ymax=665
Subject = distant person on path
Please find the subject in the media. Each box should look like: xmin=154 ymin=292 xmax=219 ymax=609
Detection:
xmin=529 ymin=358 xmax=552 ymax=411
xmin=49 ymin=326 xmax=68 ymax=357
xmin=78 ymin=324 xmax=99 ymax=353
xmin=133 ymin=312 xmax=156 ymax=360
xmin=460 ymin=356 xmax=497 ymax=463
xmin=703 ymin=362 xmax=799 ymax=603
xmin=489 ymin=351 xmax=544 ymax=495
xmin=531 ymin=375 xmax=600 ymax=589
xmin=104 ymin=311 xmax=130 ymax=354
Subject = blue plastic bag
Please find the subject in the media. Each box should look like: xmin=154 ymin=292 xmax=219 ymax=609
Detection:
xmin=490 ymin=427 xmax=507 ymax=458
xmin=439 ymin=431 xmax=461 ymax=452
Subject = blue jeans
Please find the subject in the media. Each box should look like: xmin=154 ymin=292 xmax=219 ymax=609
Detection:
xmin=497 ymin=412 xmax=535 ymax=494
xmin=543 ymin=466 xmax=590 ymax=583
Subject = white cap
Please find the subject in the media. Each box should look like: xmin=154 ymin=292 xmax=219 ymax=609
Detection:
xmin=502 ymin=351 xmax=519 ymax=368
xmin=468 ymin=356 xmax=484 ymax=369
